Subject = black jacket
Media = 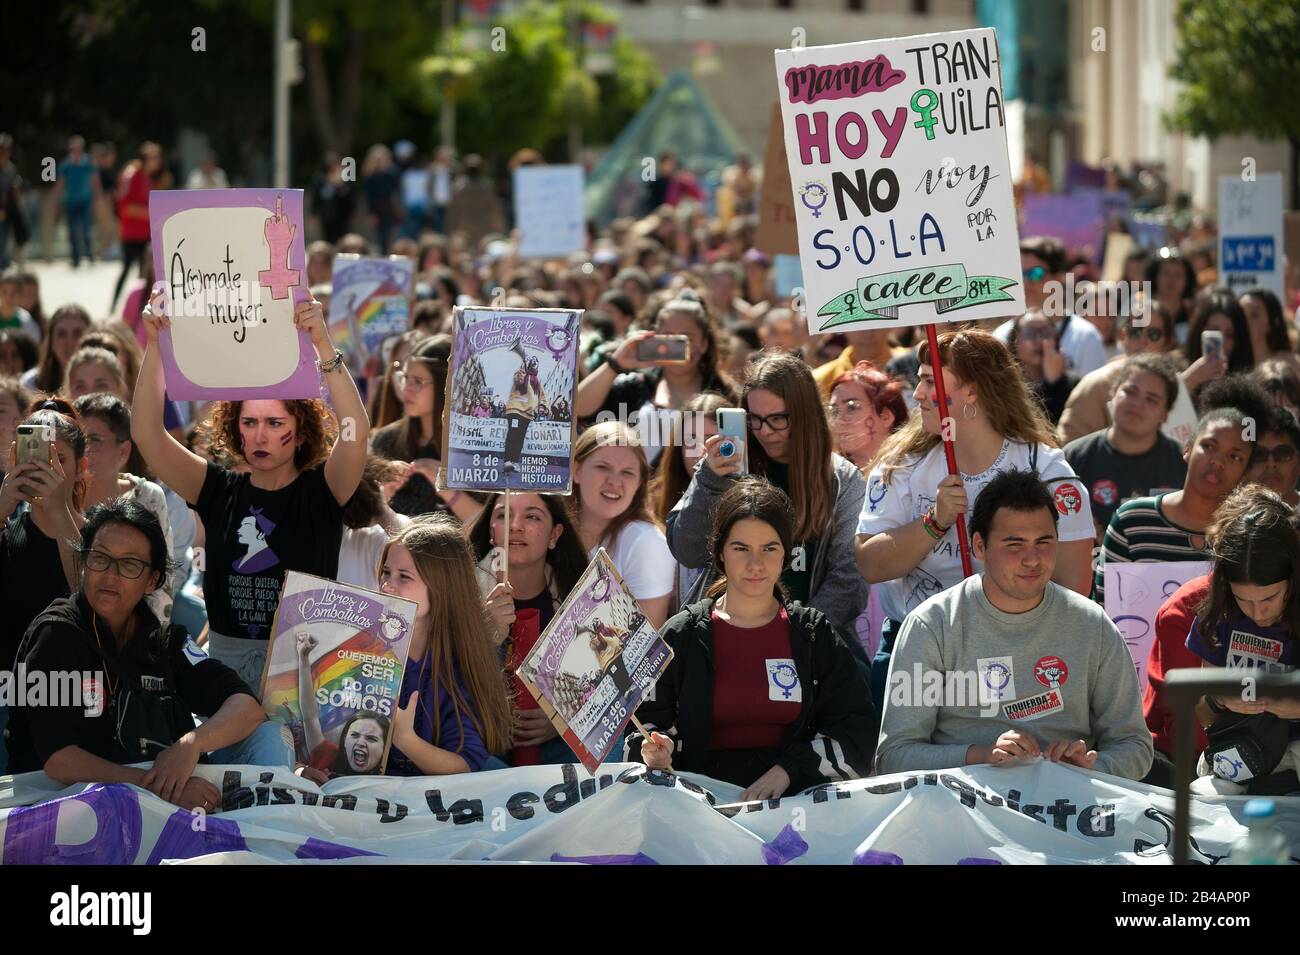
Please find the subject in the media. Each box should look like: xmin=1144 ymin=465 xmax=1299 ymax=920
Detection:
xmin=626 ymin=598 xmax=876 ymax=794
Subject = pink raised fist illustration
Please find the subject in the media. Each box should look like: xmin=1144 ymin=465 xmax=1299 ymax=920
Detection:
xmin=258 ymin=194 xmax=301 ymax=300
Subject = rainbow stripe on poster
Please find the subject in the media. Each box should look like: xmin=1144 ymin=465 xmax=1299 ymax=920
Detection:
xmin=328 ymin=254 xmax=413 ymax=361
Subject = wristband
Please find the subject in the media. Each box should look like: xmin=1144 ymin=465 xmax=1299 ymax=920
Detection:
xmin=316 ymin=349 xmax=346 ymax=374
xmin=921 ymin=508 xmax=945 ymax=540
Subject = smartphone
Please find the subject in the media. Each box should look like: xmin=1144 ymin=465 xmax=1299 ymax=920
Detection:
xmin=1201 ymin=330 xmax=1224 ymax=364
xmin=636 ymin=335 xmax=691 ymax=365
xmin=15 ymin=424 xmax=53 ymax=498
xmin=715 ymin=408 xmax=748 ymax=476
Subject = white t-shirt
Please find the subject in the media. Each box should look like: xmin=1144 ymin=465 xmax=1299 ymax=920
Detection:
xmin=337 ymin=524 xmax=394 ymax=589
xmin=591 ymin=520 xmax=675 ymax=601
xmin=857 ymin=439 xmax=1094 ymax=623
xmin=994 ymin=313 xmax=1109 ymax=378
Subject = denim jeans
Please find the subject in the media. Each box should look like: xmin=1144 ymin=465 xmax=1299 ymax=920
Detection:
xmin=207 ymin=720 xmax=295 ymax=769
xmin=65 ymin=201 xmax=92 ymax=265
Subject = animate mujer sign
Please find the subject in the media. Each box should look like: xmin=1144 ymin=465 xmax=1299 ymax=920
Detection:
xmin=774 ymin=29 xmax=1024 ymax=333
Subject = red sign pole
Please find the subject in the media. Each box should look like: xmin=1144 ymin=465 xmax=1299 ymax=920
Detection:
xmin=923 ymin=322 xmax=973 ymax=577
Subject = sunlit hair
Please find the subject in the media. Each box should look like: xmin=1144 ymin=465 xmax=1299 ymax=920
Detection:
xmin=830 ymin=359 xmax=909 ymax=433
xmin=66 ymin=347 xmax=125 ymax=396
xmin=391 ymin=334 xmax=451 ymax=460
xmin=33 ymin=305 xmax=91 ymax=394
xmin=1197 ymin=485 xmax=1300 ymax=648
xmin=20 ymin=396 xmax=88 ymax=511
xmin=567 ymin=419 xmax=655 ymax=549
xmin=80 ymin=324 xmax=144 ymax=393
xmin=203 ymin=398 xmax=336 ymax=471
xmin=742 ymin=348 xmax=833 ymax=540
xmin=873 ymin=329 xmax=1057 ymax=484
xmin=650 ymin=391 xmax=730 ymax=525
xmin=704 ymin=477 xmax=793 ymax=600
xmin=381 ymin=514 xmax=513 ymax=755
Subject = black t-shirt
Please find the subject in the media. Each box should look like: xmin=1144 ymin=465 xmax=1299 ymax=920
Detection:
xmin=1063 ymin=428 xmax=1187 ymax=533
xmin=0 ymin=507 xmax=71 ymax=670
xmin=370 ymin=420 xmax=447 ymax=517
xmin=194 ymin=462 xmax=344 ymax=640
xmin=7 ymin=592 xmax=252 ymax=773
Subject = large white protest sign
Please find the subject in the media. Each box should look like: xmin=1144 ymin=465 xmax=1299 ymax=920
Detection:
xmin=1104 ymin=561 xmax=1212 ymax=688
xmin=2 ymin=760 xmax=1292 ymax=865
xmin=1218 ymin=173 xmax=1284 ymax=301
xmin=774 ymin=29 xmax=1024 ymax=334
xmin=514 ymin=165 xmax=586 ymax=259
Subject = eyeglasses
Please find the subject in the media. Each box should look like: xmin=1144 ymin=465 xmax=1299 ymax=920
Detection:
xmin=394 ymin=370 xmax=435 ymax=392
xmin=84 ymin=549 xmax=150 ymax=579
xmin=1022 ymin=266 xmax=1047 ymax=283
xmin=826 ymin=399 xmax=867 ymax=422
xmin=748 ymin=412 xmax=791 ymax=433
xmin=1252 ymin=446 xmax=1298 ymax=465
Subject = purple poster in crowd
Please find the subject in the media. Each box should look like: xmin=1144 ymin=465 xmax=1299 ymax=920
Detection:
xmin=149 ymin=188 xmax=318 ymax=400
xmin=440 ymin=305 xmax=580 ymax=493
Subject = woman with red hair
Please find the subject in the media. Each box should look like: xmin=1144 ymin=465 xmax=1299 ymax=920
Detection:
xmin=827 ymin=360 xmax=909 ymax=471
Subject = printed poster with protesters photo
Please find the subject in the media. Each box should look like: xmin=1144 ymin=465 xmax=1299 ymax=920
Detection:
xmin=440 ymin=305 xmax=581 ymax=493
xmin=516 ymin=549 xmax=673 ymax=774
xmin=328 ymin=253 xmax=415 ymax=367
xmin=260 ymin=572 xmax=418 ymax=777
xmin=774 ymin=28 xmax=1025 ymax=334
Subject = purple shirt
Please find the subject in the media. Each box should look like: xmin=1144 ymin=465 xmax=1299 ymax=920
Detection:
xmin=386 ymin=655 xmax=491 ymax=775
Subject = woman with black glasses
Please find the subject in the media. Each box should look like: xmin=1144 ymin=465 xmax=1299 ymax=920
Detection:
xmin=666 ymin=349 xmax=868 ymax=641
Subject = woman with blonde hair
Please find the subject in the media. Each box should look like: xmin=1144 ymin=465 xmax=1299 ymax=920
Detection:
xmin=668 ymin=349 xmax=868 ymax=639
xmin=856 ymin=329 xmax=1095 ymax=709
xmin=567 ymin=419 xmax=675 ymax=628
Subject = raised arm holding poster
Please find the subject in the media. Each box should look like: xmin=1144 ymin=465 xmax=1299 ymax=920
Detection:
xmin=516 ymin=549 xmax=673 ymax=775
xmin=328 ymin=253 xmax=414 ymax=365
xmin=261 ymin=572 xmax=418 ymax=778
xmin=440 ymin=305 xmax=581 ymax=493
xmin=149 ymin=188 xmax=320 ymax=399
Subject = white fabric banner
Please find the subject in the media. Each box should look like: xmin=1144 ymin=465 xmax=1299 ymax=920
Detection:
xmin=2 ymin=761 xmax=1295 ymax=865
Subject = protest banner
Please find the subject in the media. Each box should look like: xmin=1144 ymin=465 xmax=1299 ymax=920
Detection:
xmin=1218 ymin=173 xmax=1284 ymax=301
xmin=1103 ymin=560 xmax=1212 ymax=688
xmin=773 ymin=28 xmax=1024 ymax=335
xmin=754 ymin=101 xmax=800 ymax=255
xmin=149 ymin=189 xmax=318 ymax=399
xmin=328 ymin=254 xmax=414 ymax=365
xmin=260 ymin=572 xmax=418 ymax=777
xmin=3 ymin=759 xmax=1294 ymax=865
xmin=514 ymin=165 xmax=587 ymax=260
xmin=516 ymin=549 xmax=673 ymax=774
xmin=1021 ymin=191 xmax=1106 ymax=260
xmin=440 ymin=305 xmax=580 ymax=493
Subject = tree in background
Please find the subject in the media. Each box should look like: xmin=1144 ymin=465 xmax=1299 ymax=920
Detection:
xmin=1165 ymin=0 xmax=1300 ymax=209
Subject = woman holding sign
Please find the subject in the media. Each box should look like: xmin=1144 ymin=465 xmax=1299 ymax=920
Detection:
xmin=131 ymin=290 xmax=369 ymax=689
xmin=631 ymin=479 xmax=875 ymax=800
xmin=855 ymin=330 xmax=1095 ymax=713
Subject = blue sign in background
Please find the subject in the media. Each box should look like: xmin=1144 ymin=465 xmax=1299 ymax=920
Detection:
xmin=1222 ymin=236 xmax=1275 ymax=271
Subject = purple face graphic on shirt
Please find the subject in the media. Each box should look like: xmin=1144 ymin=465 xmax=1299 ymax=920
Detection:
xmin=233 ymin=507 xmax=280 ymax=574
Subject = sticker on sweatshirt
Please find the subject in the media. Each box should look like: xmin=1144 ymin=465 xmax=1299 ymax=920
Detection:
xmin=766 ymin=659 xmax=801 ymax=702
xmin=976 ymin=656 xmax=1016 ymax=704
xmin=1034 ymin=655 xmax=1069 ymax=690
xmin=182 ymin=636 xmax=208 ymax=667
xmin=1226 ymin=630 xmax=1285 ymax=672
xmin=1004 ymin=688 xmax=1065 ymax=722
xmin=1210 ymin=747 xmax=1254 ymax=783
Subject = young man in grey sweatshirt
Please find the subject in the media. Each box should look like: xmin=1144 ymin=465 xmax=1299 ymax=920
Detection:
xmin=875 ymin=469 xmax=1153 ymax=781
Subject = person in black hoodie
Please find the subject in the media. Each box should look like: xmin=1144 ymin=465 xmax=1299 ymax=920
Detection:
xmin=628 ymin=478 xmax=875 ymax=800
xmin=7 ymin=499 xmax=292 ymax=809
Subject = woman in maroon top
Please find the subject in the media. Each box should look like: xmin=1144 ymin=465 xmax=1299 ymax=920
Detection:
xmin=629 ymin=478 xmax=875 ymax=800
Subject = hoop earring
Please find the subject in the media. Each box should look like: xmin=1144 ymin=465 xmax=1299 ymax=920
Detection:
xmin=963 ymin=401 xmax=978 ymax=420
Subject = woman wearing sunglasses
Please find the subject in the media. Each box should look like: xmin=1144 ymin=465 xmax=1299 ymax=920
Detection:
xmin=370 ymin=334 xmax=480 ymax=523
xmin=666 ymin=349 xmax=869 ymax=644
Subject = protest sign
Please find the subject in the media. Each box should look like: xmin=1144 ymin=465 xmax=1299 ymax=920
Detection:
xmin=1103 ymin=560 xmax=1212 ymax=688
xmin=514 ymin=165 xmax=586 ymax=259
xmin=328 ymin=254 xmax=414 ymax=364
xmin=1101 ymin=232 xmax=1135 ymax=283
xmin=3 ymin=760 xmax=1293 ymax=865
xmin=260 ymin=572 xmax=417 ymax=777
xmin=149 ymin=189 xmax=318 ymax=399
xmin=774 ymin=28 xmax=1024 ymax=334
xmin=1021 ymin=191 xmax=1106 ymax=260
xmin=441 ymin=305 xmax=580 ymax=492
xmin=1218 ymin=173 xmax=1284 ymax=301
xmin=755 ymin=101 xmax=800 ymax=255
xmin=516 ymin=549 xmax=673 ymax=774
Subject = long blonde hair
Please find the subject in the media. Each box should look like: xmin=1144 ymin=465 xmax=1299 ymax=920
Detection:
xmin=381 ymin=514 xmax=513 ymax=755
xmin=872 ymin=328 xmax=1058 ymax=484
xmin=743 ymin=349 xmax=834 ymax=540
xmin=567 ymin=420 xmax=655 ymax=549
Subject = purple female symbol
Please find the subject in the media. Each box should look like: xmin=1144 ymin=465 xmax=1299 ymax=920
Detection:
xmin=799 ymin=182 xmax=829 ymax=219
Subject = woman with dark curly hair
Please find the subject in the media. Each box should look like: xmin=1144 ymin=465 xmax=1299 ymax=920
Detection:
xmin=130 ymin=290 xmax=369 ymax=689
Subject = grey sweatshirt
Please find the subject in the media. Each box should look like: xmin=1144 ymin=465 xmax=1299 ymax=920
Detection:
xmin=875 ymin=576 xmax=1153 ymax=780
xmin=665 ymin=453 xmax=868 ymax=633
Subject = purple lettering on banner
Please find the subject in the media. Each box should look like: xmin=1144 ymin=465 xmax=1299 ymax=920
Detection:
xmin=761 ymin=824 xmax=810 ymax=865
xmin=853 ymin=848 xmax=904 ymax=865
xmin=295 ymin=837 xmax=383 ymax=860
xmin=144 ymin=809 xmax=248 ymax=865
xmin=2 ymin=785 xmax=143 ymax=865
xmin=550 ymin=852 xmax=659 ymax=865
xmin=958 ymin=857 xmax=1003 ymax=865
